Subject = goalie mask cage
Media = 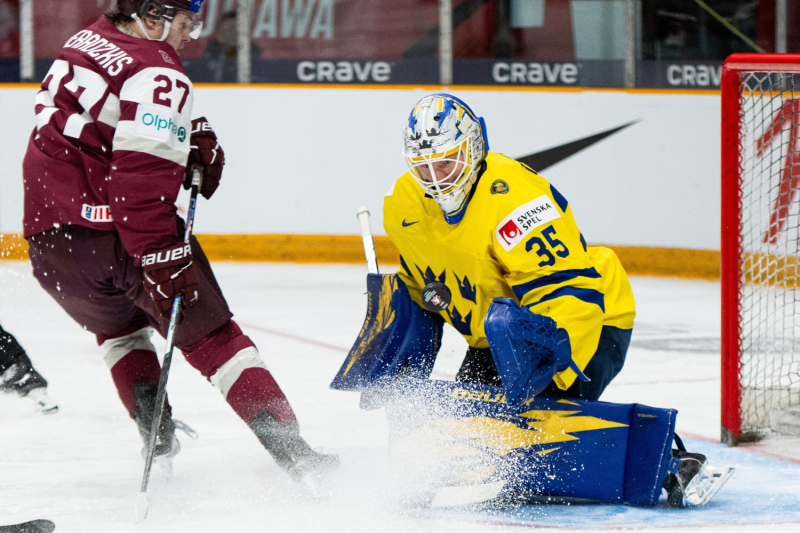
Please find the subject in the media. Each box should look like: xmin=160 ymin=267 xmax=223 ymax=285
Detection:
xmin=722 ymin=54 xmax=800 ymax=446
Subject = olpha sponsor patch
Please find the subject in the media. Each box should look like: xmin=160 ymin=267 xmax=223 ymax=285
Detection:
xmin=495 ymin=195 xmax=560 ymax=251
xmin=133 ymin=103 xmax=188 ymax=145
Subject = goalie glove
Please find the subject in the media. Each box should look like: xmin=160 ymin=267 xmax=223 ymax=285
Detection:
xmin=184 ymin=117 xmax=225 ymax=199
xmin=484 ymin=297 xmax=580 ymax=405
xmin=142 ymin=243 xmax=199 ymax=319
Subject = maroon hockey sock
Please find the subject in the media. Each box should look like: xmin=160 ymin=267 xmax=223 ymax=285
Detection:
xmin=226 ymin=367 xmax=297 ymax=426
xmin=109 ymin=349 xmax=163 ymax=417
xmin=182 ymin=320 xmax=254 ymax=378
xmin=182 ymin=320 xmax=297 ymax=426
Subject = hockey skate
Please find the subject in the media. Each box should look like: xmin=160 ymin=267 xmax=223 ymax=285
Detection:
xmin=663 ymin=449 xmax=734 ymax=507
xmin=0 ymin=363 xmax=58 ymax=414
xmin=133 ymin=382 xmax=196 ymax=476
xmin=249 ymin=411 xmax=339 ymax=482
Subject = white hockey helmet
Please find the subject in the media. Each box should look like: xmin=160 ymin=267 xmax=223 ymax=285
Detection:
xmin=122 ymin=0 xmax=205 ymax=41
xmin=403 ymin=93 xmax=489 ymax=223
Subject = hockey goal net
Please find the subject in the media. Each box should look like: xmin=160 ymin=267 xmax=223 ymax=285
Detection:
xmin=722 ymin=54 xmax=800 ymax=445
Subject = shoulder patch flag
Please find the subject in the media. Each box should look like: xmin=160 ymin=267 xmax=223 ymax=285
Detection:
xmin=495 ymin=195 xmax=561 ymax=252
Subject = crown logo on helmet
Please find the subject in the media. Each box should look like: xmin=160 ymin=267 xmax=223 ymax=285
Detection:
xmin=403 ymin=94 xmax=489 ymax=224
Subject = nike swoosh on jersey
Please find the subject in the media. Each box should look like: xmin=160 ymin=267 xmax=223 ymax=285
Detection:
xmin=402 ymin=219 xmax=420 ymax=227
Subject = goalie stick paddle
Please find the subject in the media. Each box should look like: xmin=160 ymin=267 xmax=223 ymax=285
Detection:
xmin=0 ymin=520 xmax=56 ymax=533
xmin=134 ymin=168 xmax=202 ymax=523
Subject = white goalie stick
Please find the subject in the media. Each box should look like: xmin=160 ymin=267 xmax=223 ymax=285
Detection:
xmin=356 ymin=206 xmax=379 ymax=274
xmin=353 ymin=207 xmax=506 ymax=508
xmin=134 ymin=168 xmax=202 ymax=523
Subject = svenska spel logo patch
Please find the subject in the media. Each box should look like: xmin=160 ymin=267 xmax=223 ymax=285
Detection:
xmin=495 ymin=195 xmax=561 ymax=252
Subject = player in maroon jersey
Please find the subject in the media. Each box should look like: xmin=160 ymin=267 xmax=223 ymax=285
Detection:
xmin=21 ymin=0 xmax=337 ymax=481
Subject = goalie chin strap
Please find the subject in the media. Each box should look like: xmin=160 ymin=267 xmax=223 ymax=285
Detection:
xmin=131 ymin=13 xmax=171 ymax=41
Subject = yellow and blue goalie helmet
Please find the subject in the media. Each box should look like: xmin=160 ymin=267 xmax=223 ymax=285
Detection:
xmin=403 ymin=93 xmax=489 ymax=223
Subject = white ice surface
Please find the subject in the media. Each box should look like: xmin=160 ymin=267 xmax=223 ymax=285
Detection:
xmin=1 ymin=261 xmax=798 ymax=532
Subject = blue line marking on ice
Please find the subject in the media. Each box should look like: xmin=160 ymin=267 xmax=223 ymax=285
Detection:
xmin=425 ymin=439 xmax=800 ymax=529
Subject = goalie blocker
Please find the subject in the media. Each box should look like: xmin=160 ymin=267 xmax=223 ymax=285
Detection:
xmin=331 ymin=274 xmax=733 ymax=507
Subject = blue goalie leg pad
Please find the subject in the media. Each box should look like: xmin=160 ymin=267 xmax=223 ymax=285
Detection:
xmin=330 ymin=274 xmax=444 ymax=391
xmin=383 ymin=378 xmax=677 ymax=507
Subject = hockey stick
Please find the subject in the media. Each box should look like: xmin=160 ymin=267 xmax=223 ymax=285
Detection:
xmin=356 ymin=206 xmax=379 ymax=274
xmin=352 ymin=208 xmax=506 ymax=507
xmin=0 ymin=519 xmax=56 ymax=533
xmin=134 ymin=168 xmax=202 ymax=523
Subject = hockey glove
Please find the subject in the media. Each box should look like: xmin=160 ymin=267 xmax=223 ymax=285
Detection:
xmin=142 ymin=243 xmax=199 ymax=319
xmin=484 ymin=297 xmax=572 ymax=405
xmin=184 ymin=117 xmax=225 ymax=199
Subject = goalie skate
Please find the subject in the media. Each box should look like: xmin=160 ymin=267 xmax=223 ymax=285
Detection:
xmin=664 ymin=450 xmax=734 ymax=507
xmin=683 ymin=462 xmax=735 ymax=507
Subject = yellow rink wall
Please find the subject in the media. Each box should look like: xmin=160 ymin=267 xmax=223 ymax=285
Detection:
xmin=0 ymin=232 xmax=721 ymax=280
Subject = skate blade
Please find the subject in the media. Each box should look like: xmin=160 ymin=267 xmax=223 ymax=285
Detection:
xmin=26 ymin=388 xmax=59 ymax=414
xmin=174 ymin=419 xmax=198 ymax=439
xmin=431 ymin=480 xmax=505 ymax=508
xmin=154 ymin=454 xmax=174 ymax=478
xmin=684 ymin=464 xmax=735 ymax=506
xmin=292 ymin=454 xmax=339 ymax=483
xmin=301 ymin=475 xmax=326 ymax=500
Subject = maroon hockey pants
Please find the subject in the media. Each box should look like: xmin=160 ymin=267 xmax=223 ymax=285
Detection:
xmin=27 ymin=225 xmax=297 ymax=426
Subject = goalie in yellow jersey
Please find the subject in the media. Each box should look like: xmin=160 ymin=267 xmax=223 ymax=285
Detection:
xmin=332 ymin=93 xmax=734 ymax=508
xmin=389 ymin=92 xmax=635 ymax=403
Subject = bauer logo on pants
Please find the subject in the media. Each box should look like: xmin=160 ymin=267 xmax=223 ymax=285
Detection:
xmin=495 ymin=195 xmax=560 ymax=252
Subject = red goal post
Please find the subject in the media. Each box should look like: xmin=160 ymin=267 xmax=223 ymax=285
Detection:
xmin=721 ymin=54 xmax=800 ymax=446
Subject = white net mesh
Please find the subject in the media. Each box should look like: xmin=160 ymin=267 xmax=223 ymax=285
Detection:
xmin=737 ymin=71 xmax=800 ymax=435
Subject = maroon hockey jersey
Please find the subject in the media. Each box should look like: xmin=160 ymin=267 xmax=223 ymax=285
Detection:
xmin=22 ymin=17 xmax=194 ymax=262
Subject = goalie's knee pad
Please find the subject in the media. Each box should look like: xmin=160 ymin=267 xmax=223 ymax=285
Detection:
xmin=331 ymin=274 xmax=444 ymax=390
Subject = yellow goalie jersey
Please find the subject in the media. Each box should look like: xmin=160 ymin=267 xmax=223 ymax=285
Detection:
xmin=384 ymin=152 xmax=636 ymax=391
